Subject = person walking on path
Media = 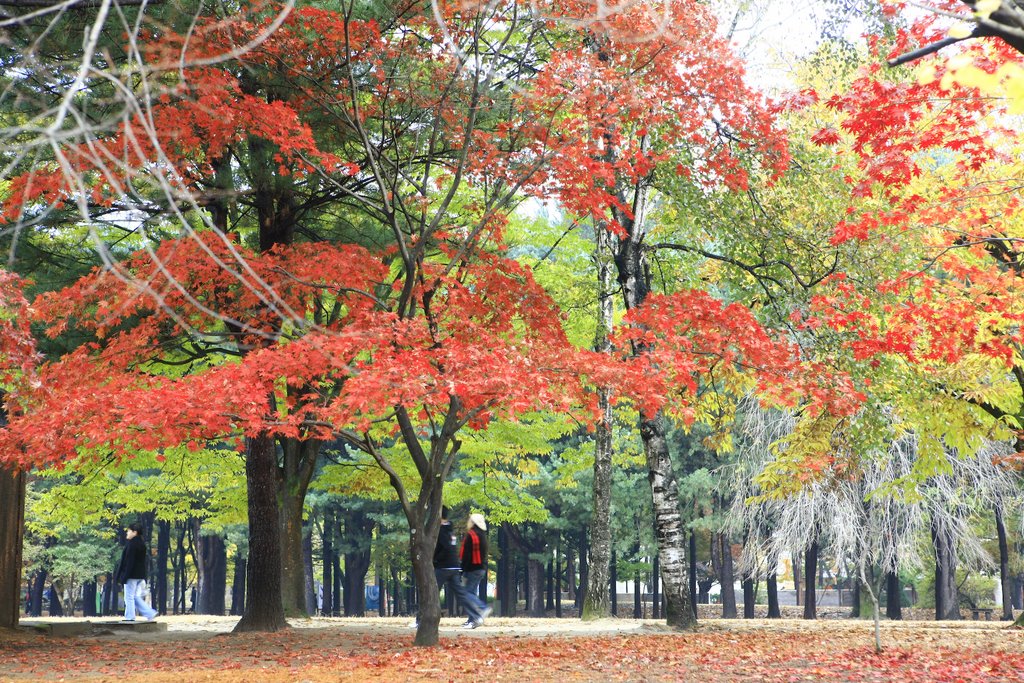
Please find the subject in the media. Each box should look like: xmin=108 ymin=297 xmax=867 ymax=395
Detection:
xmin=115 ymin=522 xmax=157 ymax=622
xmin=459 ymin=513 xmax=491 ymax=629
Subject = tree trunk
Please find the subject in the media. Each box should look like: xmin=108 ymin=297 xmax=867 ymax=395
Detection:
xmin=546 ymin=558 xmax=554 ymax=611
xmin=803 ymin=542 xmax=818 ymax=620
xmin=851 ymin=579 xmax=861 ymax=618
xmin=996 ymin=504 xmax=1014 ymax=621
xmin=303 ymin=517 xmax=315 ymax=617
xmin=197 ymin=531 xmax=227 ymax=615
xmin=885 ymin=571 xmax=902 ymax=621
xmin=565 ymin=549 xmax=576 ymax=602
xmin=652 ymin=549 xmax=661 ymax=619
xmin=82 ymin=581 xmax=97 ymax=617
xmin=584 ymin=217 xmax=616 ymax=620
xmin=322 ymin=506 xmax=334 ymax=617
xmin=688 ymin=531 xmax=697 ymax=618
xmin=344 ymin=551 xmax=371 ymax=617
xmin=642 ymin=415 xmax=695 ymax=629
xmin=174 ymin=523 xmax=186 ymax=614
xmin=609 ymin=181 xmax=693 ymax=630
xmin=278 ymin=438 xmax=321 ymax=617
xmin=410 ymin=526 xmax=441 ymax=646
xmin=932 ymin=518 xmax=960 ymax=621
xmin=28 ymin=570 xmax=45 ymax=617
xmin=230 ymin=555 xmax=246 ymax=616
xmin=0 ymin=463 xmax=25 ymax=628
xmin=767 ymin=572 xmax=781 ymax=619
xmin=234 ymin=433 xmax=288 ymax=632
xmin=793 ymin=551 xmax=802 ymax=607
xmin=343 ymin=547 xmax=371 ymax=616
xmin=332 ymin=554 xmax=342 ymax=616
xmin=610 ymin=549 xmax=617 ymax=617
xmin=527 ymin=557 xmax=545 ymax=617
xmin=717 ymin=533 xmax=737 ymax=619
xmin=191 ymin=519 xmax=208 ymax=613
xmin=156 ymin=520 xmax=170 ymax=615
xmin=555 ymin=546 xmax=562 ymax=618
xmin=577 ymin=530 xmax=588 ymax=611
xmin=697 ymin=579 xmax=712 ymax=604
xmin=341 ymin=507 xmax=374 ymax=617
xmin=101 ymin=572 xmax=114 ymax=616
xmin=742 ymin=578 xmax=755 ymax=618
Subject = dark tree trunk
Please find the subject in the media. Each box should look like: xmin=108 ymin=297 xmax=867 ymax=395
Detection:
xmin=234 ymin=433 xmax=288 ymax=632
xmin=498 ymin=526 xmax=512 ymax=616
xmin=48 ymin=585 xmax=63 ymax=616
xmin=851 ymin=579 xmax=861 ymax=618
xmin=767 ymin=573 xmax=781 ymax=619
xmin=303 ymin=517 xmax=316 ymax=617
xmin=577 ymin=530 xmax=588 ymax=610
xmin=230 ymin=555 xmax=247 ymax=616
xmin=793 ymin=551 xmax=802 ymax=607
xmin=716 ymin=534 xmax=736 ymax=619
xmin=546 ymin=558 xmax=554 ymax=611
xmin=996 ymin=504 xmax=1014 ymax=621
xmin=28 ymin=570 xmax=46 ymax=617
xmin=332 ymin=554 xmax=342 ymax=616
xmin=82 ymin=581 xmax=97 ymax=617
xmin=633 ymin=577 xmax=642 ymax=619
xmin=803 ymin=542 xmax=818 ymax=620
xmin=527 ymin=557 xmax=545 ymax=617
xmin=322 ymin=506 xmax=334 ymax=617
xmin=194 ymin=521 xmax=227 ymax=615
xmin=652 ymin=549 xmax=661 ymax=619
xmin=343 ymin=548 xmax=371 ymax=616
xmin=886 ymin=571 xmax=902 ymax=620
xmin=555 ymin=548 xmax=562 ymax=618
xmin=174 ymin=523 xmax=186 ymax=614
xmin=565 ymin=549 xmax=576 ymax=602
xmin=0 ymin=463 xmax=25 ymax=628
xmin=698 ymin=579 xmax=712 ymax=604
xmin=932 ymin=519 xmax=960 ymax=621
xmin=341 ymin=507 xmax=374 ymax=617
xmin=410 ymin=524 xmax=441 ymax=646
xmin=101 ymin=573 xmax=114 ymax=616
xmin=156 ymin=520 xmax=170 ymax=615
xmin=688 ymin=531 xmax=697 ymax=618
xmin=278 ymin=438 xmax=321 ymax=618
xmin=609 ymin=549 xmax=617 ymax=617
xmin=743 ymin=578 xmax=755 ymax=619
xmin=390 ymin=568 xmax=403 ymax=616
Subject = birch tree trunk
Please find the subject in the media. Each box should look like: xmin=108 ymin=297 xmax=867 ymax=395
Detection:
xmin=583 ymin=220 xmax=616 ymax=621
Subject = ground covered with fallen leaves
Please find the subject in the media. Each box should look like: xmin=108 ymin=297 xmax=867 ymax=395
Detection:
xmin=2 ymin=616 xmax=1023 ymax=682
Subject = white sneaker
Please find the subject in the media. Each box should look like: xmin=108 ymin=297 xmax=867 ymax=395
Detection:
xmin=408 ymin=620 xmax=418 ymax=628
xmin=462 ymin=620 xmax=479 ymax=629
xmin=478 ymin=606 xmax=492 ymax=624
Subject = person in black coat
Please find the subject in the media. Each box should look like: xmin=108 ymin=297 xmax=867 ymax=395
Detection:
xmin=115 ymin=522 xmax=157 ymax=622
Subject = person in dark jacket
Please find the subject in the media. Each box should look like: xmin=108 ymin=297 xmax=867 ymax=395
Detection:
xmin=115 ymin=522 xmax=157 ymax=622
xmin=459 ymin=512 xmax=491 ymax=628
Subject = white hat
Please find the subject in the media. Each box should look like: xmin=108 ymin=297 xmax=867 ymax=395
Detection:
xmin=469 ymin=513 xmax=487 ymax=530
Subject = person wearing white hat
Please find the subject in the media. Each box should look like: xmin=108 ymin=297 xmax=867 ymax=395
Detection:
xmin=459 ymin=513 xmax=491 ymax=629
